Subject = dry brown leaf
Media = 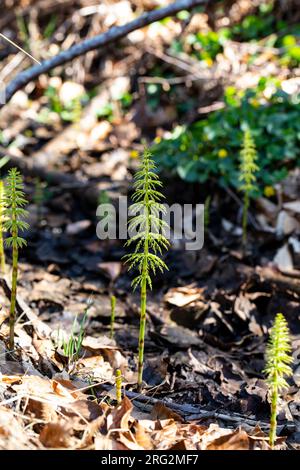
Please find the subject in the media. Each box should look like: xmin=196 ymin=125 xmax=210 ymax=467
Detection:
xmin=98 ymin=262 xmax=122 ymax=281
xmin=0 ymin=406 xmax=33 ymax=450
xmin=152 ymin=419 xmax=179 ymax=450
xmin=117 ymin=430 xmax=144 ymax=450
xmin=207 ymin=428 xmax=250 ymax=450
xmin=109 ymin=396 xmax=133 ymax=430
xmin=24 ymin=398 xmax=57 ymax=422
xmin=134 ymin=421 xmax=154 ymax=450
xmin=61 ymin=399 xmax=103 ymax=426
xmin=0 ymin=375 xmax=22 ymax=384
xmin=164 ymin=285 xmax=205 ymax=307
xmin=39 ymin=421 xmax=73 ymax=448
xmin=77 ymin=355 xmax=114 ymax=381
xmin=151 ymin=402 xmax=183 ymax=423
xmin=82 ymin=336 xmax=127 ymax=370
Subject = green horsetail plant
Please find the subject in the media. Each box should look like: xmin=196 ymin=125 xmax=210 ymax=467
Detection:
xmin=115 ymin=369 xmax=122 ymax=404
xmin=3 ymin=168 xmax=29 ymax=350
xmin=124 ymin=148 xmax=169 ymax=389
xmin=0 ymin=181 xmax=6 ymax=274
xmin=110 ymin=295 xmax=116 ymax=339
xmin=239 ymin=129 xmax=259 ymax=245
xmin=0 ymin=156 xmax=10 ymax=275
xmin=264 ymin=313 xmax=293 ymax=448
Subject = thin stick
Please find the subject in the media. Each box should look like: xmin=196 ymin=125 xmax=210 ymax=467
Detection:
xmin=0 ymin=33 xmax=41 ymax=65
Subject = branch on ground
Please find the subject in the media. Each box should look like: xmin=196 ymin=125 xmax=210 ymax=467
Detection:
xmin=1 ymin=0 xmax=208 ymax=108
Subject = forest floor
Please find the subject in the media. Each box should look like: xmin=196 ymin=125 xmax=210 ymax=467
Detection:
xmin=0 ymin=0 xmax=299 ymax=450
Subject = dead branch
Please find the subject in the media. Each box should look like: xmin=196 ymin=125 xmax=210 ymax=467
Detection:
xmin=0 ymin=146 xmax=127 ymax=208
xmin=1 ymin=0 xmax=208 ymax=108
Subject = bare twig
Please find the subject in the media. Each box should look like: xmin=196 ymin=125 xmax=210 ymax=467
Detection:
xmin=0 ymin=0 xmax=208 ymax=108
xmin=0 ymin=33 xmax=41 ymax=64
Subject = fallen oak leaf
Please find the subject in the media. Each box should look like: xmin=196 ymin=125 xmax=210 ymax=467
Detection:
xmin=60 ymin=399 xmax=103 ymax=429
xmin=151 ymin=402 xmax=183 ymax=423
xmin=164 ymin=285 xmax=205 ymax=308
xmin=39 ymin=420 xmax=73 ymax=448
xmin=134 ymin=421 xmax=154 ymax=450
xmin=109 ymin=396 xmax=133 ymax=431
xmin=0 ymin=406 xmax=34 ymax=450
xmin=207 ymin=428 xmax=250 ymax=450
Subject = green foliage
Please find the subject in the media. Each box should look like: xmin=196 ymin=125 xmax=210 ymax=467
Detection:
xmin=239 ymin=129 xmax=259 ymax=244
xmin=124 ymin=148 xmax=169 ymax=388
xmin=152 ymin=84 xmax=300 ymax=191
xmin=231 ymin=2 xmax=282 ymax=41
xmin=59 ymin=300 xmax=91 ymax=364
xmin=44 ymin=86 xmax=85 ymax=123
xmin=124 ymin=149 xmax=169 ymax=291
xmin=110 ymin=295 xmax=116 ymax=340
xmin=95 ymin=91 xmax=133 ymax=121
xmin=3 ymin=168 xmax=29 ymax=350
xmin=0 ymin=181 xmax=6 ymax=274
xmin=264 ymin=313 xmax=293 ymax=448
xmin=0 ymin=156 xmax=9 ymax=274
xmin=279 ymin=34 xmax=300 ymax=67
xmin=186 ymin=30 xmax=229 ymax=63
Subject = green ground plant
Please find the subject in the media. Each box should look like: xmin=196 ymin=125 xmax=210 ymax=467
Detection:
xmin=44 ymin=86 xmax=84 ymax=123
xmin=264 ymin=313 xmax=293 ymax=448
xmin=0 ymin=156 xmax=9 ymax=274
xmin=152 ymin=83 xmax=300 ymax=191
xmin=0 ymin=181 xmax=6 ymax=274
xmin=124 ymin=148 xmax=169 ymax=389
xmin=239 ymin=129 xmax=259 ymax=244
xmin=60 ymin=300 xmax=91 ymax=364
xmin=4 ymin=168 xmax=29 ymax=350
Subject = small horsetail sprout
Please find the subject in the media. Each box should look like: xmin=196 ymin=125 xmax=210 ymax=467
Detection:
xmin=0 ymin=181 xmax=6 ymax=274
xmin=115 ymin=369 xmax=122 ymax=404
xmin=264 ymin=313 xmax=293 ymax=448
xmin=124 ymin=148 xmax=169 ymax=389
xmin=3 ymin=168 xmax=29 ymax=350
xmin=239 ymin=129 xmax=259 ymax=245
xmin=110 ymin=295 xmax=116 ymax=339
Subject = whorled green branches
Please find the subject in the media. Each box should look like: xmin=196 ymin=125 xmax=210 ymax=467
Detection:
xmin=3 ymin=168 xmax=29 ymax=350
xmin=239 ymin=129 xmax=259 ymax=245
xmin=123 ymin=148 xmax=169 ymax=389
xmin=0 ymin=156 xmax=10 ymax=275
xmin=264 ymin=313 xmax=293 ymax=448
xmin=0 ymin=181 xmax=6 ymax=274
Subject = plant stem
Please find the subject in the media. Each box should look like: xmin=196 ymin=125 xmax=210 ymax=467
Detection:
xmin=9 ymin=221 xmax=18 ymax=350
xmin=137 ymin=158 xmax=150 ymax=390
xmin=138 ymin=274 xmax=147 ymax=390
xmin=242 ymin=192 xmax=249 ymax=245
xmin=269 ymin=382 xmax=278 ymax=449
xmin=0 ymin=181 xmax=5 ymax=274
xmin=116 ymin=369 xmax=122 ymax=403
